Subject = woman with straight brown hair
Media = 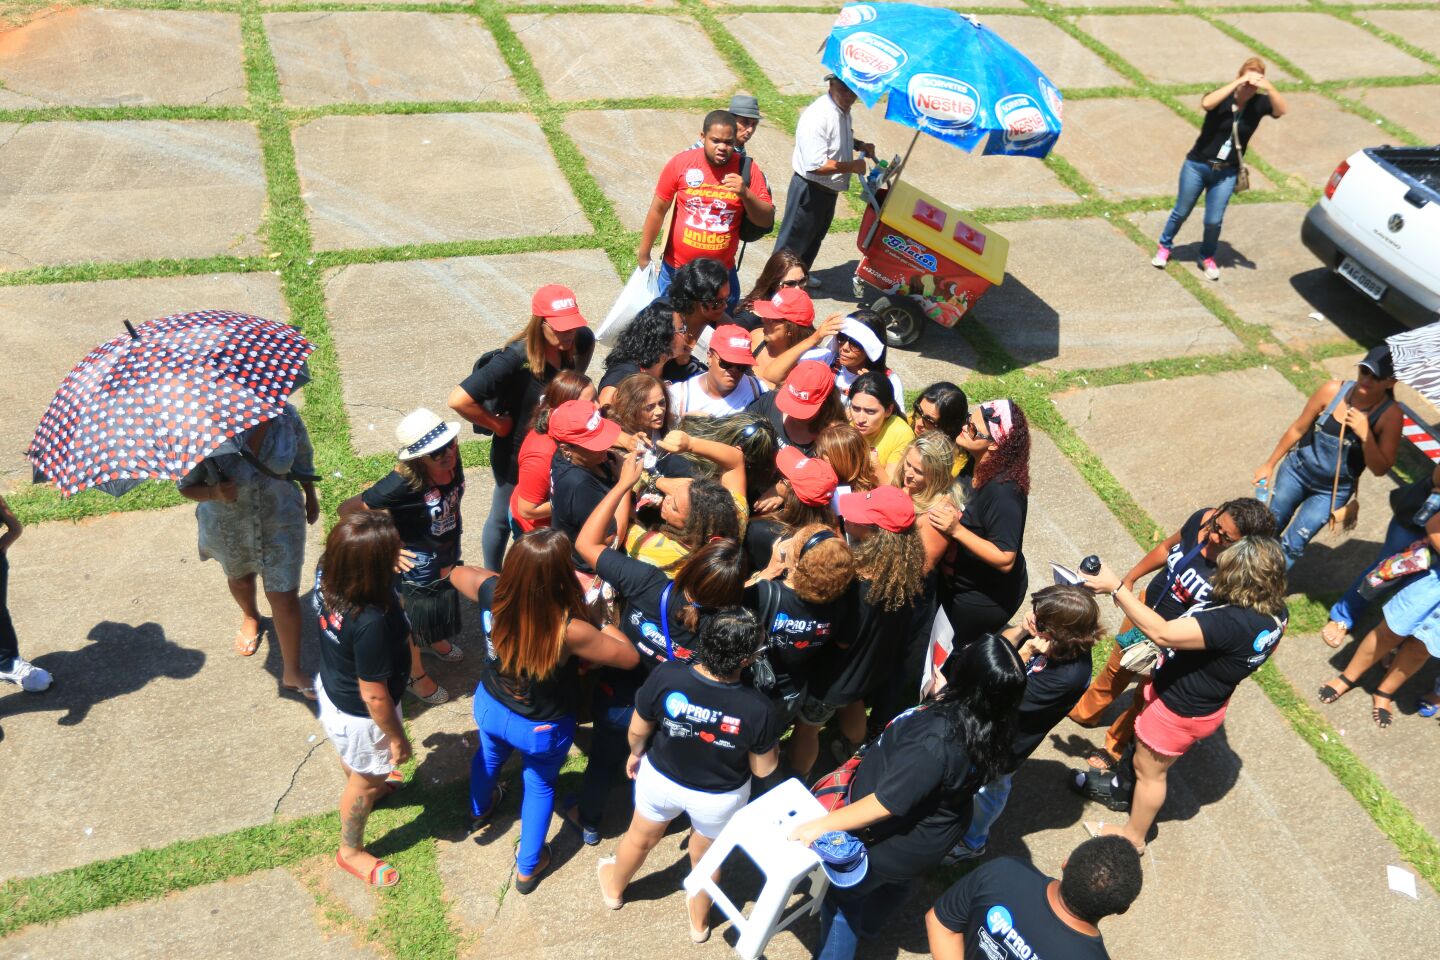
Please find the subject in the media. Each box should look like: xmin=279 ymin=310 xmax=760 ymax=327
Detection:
xmin=312 ymin=512 xmax=411 ymax=888
xmin=814 ymin=422 xmax=881 ymax=494
xmin=468 ymin=527 xmax=639 ymax=894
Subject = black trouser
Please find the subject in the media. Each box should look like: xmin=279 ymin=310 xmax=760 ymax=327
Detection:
xmin=774 ymin=174 xmax=840 ymax=269
xmin=940 ymin=589 xmax=1016 ymax=651
xmin=0 ymin=554 xmax=19 ymax=667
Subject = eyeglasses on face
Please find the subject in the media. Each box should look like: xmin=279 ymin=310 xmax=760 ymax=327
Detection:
xmin=777 ymin=277 xmax=807 ymax=289
xmin=426 ymin=440 xmax=456 ymax=460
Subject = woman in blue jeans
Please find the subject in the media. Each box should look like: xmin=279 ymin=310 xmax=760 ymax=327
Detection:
xmin=469 ymin=528 xmax=638 ymax=893
xmin=1253 ymin=347 xmax=1401 ymax=570
xmin=1151 ymin=57 xmax=1286 ymax=281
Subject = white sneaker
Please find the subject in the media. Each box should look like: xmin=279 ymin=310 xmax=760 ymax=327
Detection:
xmin=0 ymin=656 xmax=53 ymax=692
xmin=1202 ymin=257 xmax=1220 ymax=281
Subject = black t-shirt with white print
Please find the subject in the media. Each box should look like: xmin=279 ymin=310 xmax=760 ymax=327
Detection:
xmin=361 ymin=463 xmax=464 ymax=582
xmin=314 ymin=570 xmax=411 ymax=718
xmin=595 ymin=547 xmax=700 ymax=670
xmin=1010 ymin=652 xmax=1091 ymax=766
xmin=743 ymin=578 xmax=848 ymax=699
xmin=933 ymin=857 xmax=1111 ymax=960
xmin=1152 ymin=602 xmax=1288 ymax=717
xmin=1143 ymin=508 xmax=1218 ymax=621
xmin=636 ymin=659 xmax=779 ymax=792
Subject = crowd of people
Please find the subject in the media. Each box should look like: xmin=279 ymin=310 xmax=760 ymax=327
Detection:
xmin=2 ymin=71 xmax=1437 ymax=960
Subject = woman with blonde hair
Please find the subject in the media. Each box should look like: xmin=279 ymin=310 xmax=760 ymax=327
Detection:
xmin=1151 ymin=57 xmax=1287 ymax=281
xmin=896 ymin=431 xmax=962 ymax=572
xmin=814 ymin=422 xmax=881 ymax=494
xmin=1079 ymin=536 xmax=1289 ymax=852
xmin=468 ymin=528 xmax=639 ymax=893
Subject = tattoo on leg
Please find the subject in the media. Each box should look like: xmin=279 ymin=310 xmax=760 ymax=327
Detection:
xmin=341 ymin=791 xmax=372 ymax=849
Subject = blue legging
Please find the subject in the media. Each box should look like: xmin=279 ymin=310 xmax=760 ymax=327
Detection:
xmin=471 ymin=683 xmax=575 ymax=875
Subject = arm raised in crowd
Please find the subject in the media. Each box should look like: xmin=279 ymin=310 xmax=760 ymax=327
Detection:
xmin=1081 ymin=562 xmax=1207 ymax=651
xmin=657 ymin=429 xmax=746 ymax=499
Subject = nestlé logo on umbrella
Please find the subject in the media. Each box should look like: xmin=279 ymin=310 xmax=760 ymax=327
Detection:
xmin=995 ymin=93 xmax=1048 ymax=145
xmin=907 ymin=73 xmax=980 ymax=132
xmin=834 ymin=3 xmax=876 ymax=27
xmin=841 ymin=32 xmax=908 ymax=83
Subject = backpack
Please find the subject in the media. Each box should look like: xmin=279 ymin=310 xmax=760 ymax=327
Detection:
xmin=737 ymin=155 xmax=773 ymax=244
xmin=467 ymin=343 xmax=527 ymax=436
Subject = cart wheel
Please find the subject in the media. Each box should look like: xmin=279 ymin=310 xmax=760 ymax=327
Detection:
xmin=877 ymin=298 xmax=925 ymax=348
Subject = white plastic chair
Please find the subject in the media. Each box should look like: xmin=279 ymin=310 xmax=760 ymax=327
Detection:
xmin=682 ymin=778 xmax=831 ymax=960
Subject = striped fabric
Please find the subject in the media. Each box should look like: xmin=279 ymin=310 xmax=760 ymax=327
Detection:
xmin=1388 ymin=320 xmax=1440 ymax=410
xmin=1402 ymin=414 xmax=1440 ymax=464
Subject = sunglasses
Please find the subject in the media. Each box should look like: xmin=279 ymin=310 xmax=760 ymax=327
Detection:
xmin=699 ymin=297 xmax=727 ymax=311
xmin=965 ymin=420 xmax=991 ymax=442
xmin=715 ymin=357 xmax=750 ymax=372
xmin=736 ymin=421 xmax=765 ymax=443
xmin=777 ymin=278 xmax=807 ymax=289
xmin=912 ymin=409 xmax=940 ymax=430
xmin=1206 ymin=516 xmax=1238 ymax=546
xmin=425 ymin=440 xmax=456 ymax=461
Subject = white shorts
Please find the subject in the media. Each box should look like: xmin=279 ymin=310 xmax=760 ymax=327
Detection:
xmin=634 ymin=755 xmax=750 ymax=839
xmin=316 ymin=675 xmax=402 ymax=778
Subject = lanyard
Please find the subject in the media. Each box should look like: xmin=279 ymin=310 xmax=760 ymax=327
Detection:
xmin=659 ymin=583 xmax=674 ymax=660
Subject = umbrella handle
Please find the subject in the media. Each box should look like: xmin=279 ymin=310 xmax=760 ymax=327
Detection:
xmin=123 ymin=320 xmax=139 ymax=340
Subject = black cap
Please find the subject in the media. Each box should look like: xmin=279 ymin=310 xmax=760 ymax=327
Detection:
xmin=1358 ymin=344 xmax=1394 ymax=380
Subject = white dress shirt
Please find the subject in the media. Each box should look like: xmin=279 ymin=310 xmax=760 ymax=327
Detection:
xmin=791 ymin=92 xmax=854 ymax=193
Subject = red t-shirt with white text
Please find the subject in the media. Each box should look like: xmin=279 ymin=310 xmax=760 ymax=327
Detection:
xmin=656 ymin=147 xmax=770 ymax=270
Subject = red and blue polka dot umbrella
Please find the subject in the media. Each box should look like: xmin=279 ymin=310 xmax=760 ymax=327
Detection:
xmin=26 ymin=310 xmax=314 ymax=497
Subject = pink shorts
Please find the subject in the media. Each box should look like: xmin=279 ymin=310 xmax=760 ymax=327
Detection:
xmin=1133 ymin=681 xmax=1227 ymax=758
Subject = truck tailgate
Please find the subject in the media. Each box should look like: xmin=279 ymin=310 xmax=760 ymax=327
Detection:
xmin=1323 ymin=149 xmax=1440 ymax=295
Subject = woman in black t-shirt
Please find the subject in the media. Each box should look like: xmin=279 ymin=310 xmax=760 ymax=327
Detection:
xmin=789 ymin=634 xmax=1028 ymax=960
xmin=1153 ymin=57 xmax=1288 ymax=280
xmin=596 ymin=303 xmax=681 ymax=406
xmin=468 ymin=528 xmax=638 ymax=895
xmin=1080 ymin=536 xmax=1289 ymax=853
xmin=312 ymin=513 xmax=412 ymax=889
xmin=597 ymin=609 xmax=780 ymax=943
xmin=447 ymin=285 xmax=596 ymax=570
xmin=930 ymin=399 xmax=1031 ymax=648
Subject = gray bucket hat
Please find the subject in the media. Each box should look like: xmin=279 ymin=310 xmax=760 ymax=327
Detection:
xmin=728 ymin=93 xmax=762 ymax=120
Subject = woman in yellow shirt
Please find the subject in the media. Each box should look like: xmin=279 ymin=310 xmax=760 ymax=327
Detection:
xmin=625 ymin=429 xmax=748 ymax=573
xmin=847 ymin=371 xmax=914 ymax=484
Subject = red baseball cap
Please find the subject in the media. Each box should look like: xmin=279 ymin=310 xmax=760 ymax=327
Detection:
xmin=777 ymin=446 xmax=837 ymax=506
xmin=838 ymin=486 xmax=915 ymax=532
xmin=549 ymin=400 xmax=620 ymax=452
xmin=709 ymin=324 xmax=756 ymax=366
xmin=531 ymin=284 xmax=587 ymax=332
xmin=776 ymin=360 xmax=835 ymax=419
xmin=752 ymin=287 xmax=816 ymax=328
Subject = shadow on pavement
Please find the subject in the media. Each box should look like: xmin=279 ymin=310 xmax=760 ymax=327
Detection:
xmin=0 ymin=621 xmax=205 ymax=726
xmin=967 ymin=274 xmax=1059 ymax=374
xmin=1287 ymin=266 xmax=1401 ymax=342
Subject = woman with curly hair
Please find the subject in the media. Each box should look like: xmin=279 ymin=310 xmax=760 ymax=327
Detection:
xmin=511 ymin=371 xmax=595 ymax=536
xmin=598 ymin=303 xmax=681 ymax=406
xmin=794 ymin=486 xmax=927 ymax=771
xmin=1079 ymin=537 xmax=1288 ymax=852
xmin=945 ymin=585 xmax=1103 ymax=862
xmin=815 ymin=422 xmax=880 ymax=494
xmin=663 ymin=258 xmax=732 ymax=384
xmin=930 ymin=399 xmax=1031 ymax=648
xmin=605 ymin=372 xmax=668 ymax=449
xmin=790 ymin=634 xmax=1028 ymax=960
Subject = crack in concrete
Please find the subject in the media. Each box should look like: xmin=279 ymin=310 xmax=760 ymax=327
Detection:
xmin=273 ymin=736 xmax=329 ymax=815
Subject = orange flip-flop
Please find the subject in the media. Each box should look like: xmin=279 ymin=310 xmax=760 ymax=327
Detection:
xmin=335 ymin=851 xmax=399 ymax=887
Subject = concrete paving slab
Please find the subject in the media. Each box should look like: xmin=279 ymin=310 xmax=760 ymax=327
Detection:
xmin=1131 ymin=202 xmax=1401 ymax=350
xmin=719 ymin=13 xmax=832 ymax=96
xmin=970 ymin=217 xmax=1240 ymax=370
xmin=264 ymin=12 xmax=520 ymax=107
xmin=1000 ymin=679 xmax=1440 ymax=959
xmin=1053 ymin=364 xmax=1400 ymax=597
xmin=1058 ymin=98 xmax=1257 ymax=200
xmin=0 ymin=506 xmax=336 ymax=881
xmin=851 ymin=102 xmax=1079 ymax=211
xmin=1219 ymin=12 xmax=1431 ymax=81
xmin=0 ymin=8 xmax=246 ymax=108
xmin=0 ymin=868 xmax=384 ymax=958
xmin=0 ymin=120 xmax=265 ymax=270
xmin=323 ymin=250 xmax=621 ymax=456
xmin=1240 ymin=91 xmax=1381 ymax=188
xmin=1360 ymin=8 xmax=1440 ymax=59
xmin=1341 ymin=83 xmax=1440 ymax=143
xmin=1074 ymin=14 xmax=1297 ymax=86
xmin=509 ymin=13 xmax=736 ymax=101
xmin=561 ymin=108 xmax=797 ymax=231
xmin=0 ymin=272 xmax=289 ymax=494
xmin=977 ymin=15 xmax=1131 ymax=91
xmin=293 ymin=113 xmax=585 ymax=251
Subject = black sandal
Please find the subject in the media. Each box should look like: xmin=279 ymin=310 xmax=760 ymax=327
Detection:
xmin=1373 ymin=695 xmax=1395 ymax=730
xmin=1318 ymin=675 xmax=1357 ymax=705
xmin=1084 ymin=749 xmax=1116 ymax=774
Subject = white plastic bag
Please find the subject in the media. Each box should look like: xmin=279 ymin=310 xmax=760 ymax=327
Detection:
xmin=598 ymin=264 xmax=660 ymax=341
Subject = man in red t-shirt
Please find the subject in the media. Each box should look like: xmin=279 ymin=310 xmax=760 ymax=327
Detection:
xmin=637 ymin=109 xmax=774 ymax=312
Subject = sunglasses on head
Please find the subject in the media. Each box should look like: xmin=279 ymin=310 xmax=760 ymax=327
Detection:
xmin=736 ymin=422 xmax=764 ymax=443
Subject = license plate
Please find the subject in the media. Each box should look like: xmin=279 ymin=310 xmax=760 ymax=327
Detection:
xmin=1337 ymin=256 xmax=1387 ymax=301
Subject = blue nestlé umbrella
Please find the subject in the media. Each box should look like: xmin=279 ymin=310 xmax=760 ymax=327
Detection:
xmin=821 ymin=2 xmax=1064 ymax=159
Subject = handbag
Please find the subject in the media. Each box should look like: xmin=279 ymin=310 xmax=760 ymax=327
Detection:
xmin=1364 ymin=541 xmax=1433 ymax=590
xmin=811 ymin=751 xmax=865 ymax=812
xmin=1327 ymin=406 xmax=1360 ymax=534
xmin=746 ymin=579 xmax=784 ymax=694
xmin=1230 ymin=105 xmax=1251 ymax=194
xmin=1119 ymin=637 xmax=1162 ymax=675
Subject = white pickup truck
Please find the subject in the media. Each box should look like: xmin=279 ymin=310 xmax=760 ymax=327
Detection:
xmin=1302 ymin=146 xmax=1440 ymax=328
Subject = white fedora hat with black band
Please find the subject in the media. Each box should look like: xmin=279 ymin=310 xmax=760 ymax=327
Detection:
xmin=395 ymin=408 xmax=460 ymax=461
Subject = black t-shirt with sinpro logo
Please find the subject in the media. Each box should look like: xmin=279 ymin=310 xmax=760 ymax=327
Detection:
xmin=361 ymin=464 xmax=465 ymax=580
xmin=933 ymin=857 xmax=1111 ymax=960
xmin=636 ymin=659 xmax=779 ymax=792
xmin=1187 ymin=91 xmax=1273 ymax=166
xmin=595 ymin=547 xmax=699 ymax=670
xmin=1010 ymin=653 xmax=1091 ymax=765
xmin=314 ymin=571 xmax=411 ymax=718
xmin=744 ymin=578 xmax=847 ymax=698
xmin=1143 ymin=508 xmax=1217 ymax=620
xmin=1152 ymin=602 xmax=1288 ymax=717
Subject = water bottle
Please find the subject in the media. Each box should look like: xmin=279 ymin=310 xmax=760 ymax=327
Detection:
xmin=1254 ymin=477 xmax=1270 ymax=504
xmin=1080 ymin=555 xmax=1102 ymax=576
xmin=1415 ymin=491 xmax=1440 ymax=527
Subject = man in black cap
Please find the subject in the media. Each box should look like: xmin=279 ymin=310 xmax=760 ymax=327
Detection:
xmin=776 ymin=74 xmax=875 ymax=286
